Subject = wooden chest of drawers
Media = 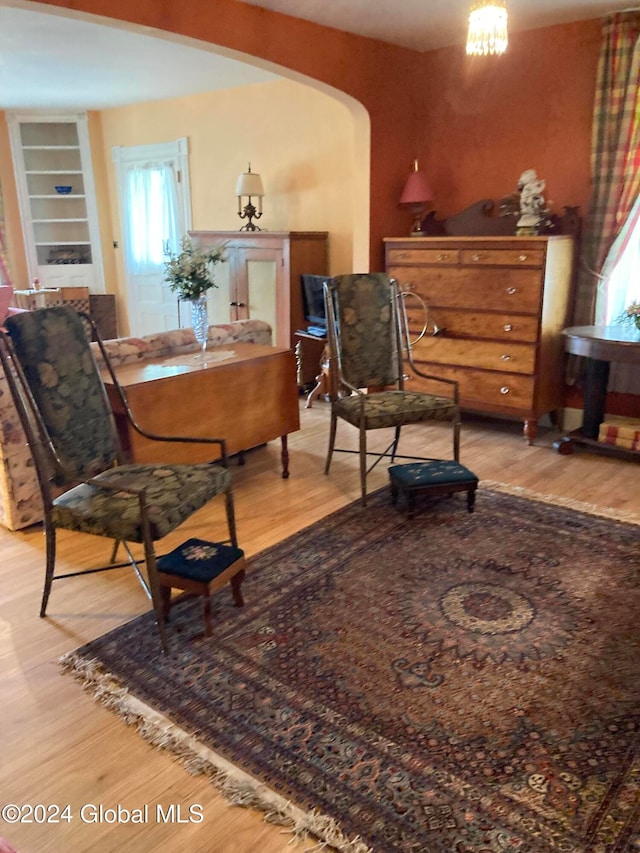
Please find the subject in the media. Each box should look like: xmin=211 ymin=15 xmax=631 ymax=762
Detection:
xmin=384 ymin=236 xmax=575 ymax=443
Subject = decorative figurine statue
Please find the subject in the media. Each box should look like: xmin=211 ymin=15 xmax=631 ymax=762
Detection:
xmin=517 ymin=169 xmax=550 ymax=233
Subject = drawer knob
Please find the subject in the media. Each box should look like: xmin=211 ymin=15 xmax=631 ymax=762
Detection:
xmin=503 ymin=323 xmax=513 ymax=332
xmin=501 ymin=354 xmax=511 ymax=361
xmin=397 ymin=252 xmax=409 ymax=260
xmin=506 ymin=287 xmax=517 ymax=295
xmin=436 ymin=253 xmax=450 ymax=261
xmin=500 ymin=386 xmax=510 ymax=395
xmin=471 ymin=253 xmax=484 ymax=262
xmin=517 ymin=254 xmax=529 ymax=262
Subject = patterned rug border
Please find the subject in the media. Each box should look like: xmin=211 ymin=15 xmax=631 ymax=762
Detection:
xmin=479 ymin=479 xmax=640 ymax=525
xmin=59 ymin=650 xmax=373 ymax=853
xmin=59 ymin=482 xmax=639 ymax=852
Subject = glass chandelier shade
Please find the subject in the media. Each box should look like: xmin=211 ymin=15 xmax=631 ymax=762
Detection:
xmin=466 ymin=0 xmax=508 ymax=56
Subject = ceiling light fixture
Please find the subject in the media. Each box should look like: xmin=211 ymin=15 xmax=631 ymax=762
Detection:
xmin=466 ymin=0 xmax=508 ymax=56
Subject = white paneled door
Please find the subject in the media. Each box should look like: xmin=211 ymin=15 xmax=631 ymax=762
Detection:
xmin=113 ymin=137 xmax=192 ymax=336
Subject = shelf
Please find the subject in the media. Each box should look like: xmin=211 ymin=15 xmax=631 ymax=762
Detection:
xmin=32 ymin=219 xmax=88 ymax=224
xmin=8 ymin=111 xmax=104 ymax=291
xmin=35 ymin=241 xmax=91 ymax=247
xmin=555 ymin=429 xmax=640 ymax=462
xmin=22 ymin=145 xmax=80 ymax=151
xmin=29 ymin=194 xmax=86 ymax=199
xmin=25 ymin=170 xmax=83 ymax=175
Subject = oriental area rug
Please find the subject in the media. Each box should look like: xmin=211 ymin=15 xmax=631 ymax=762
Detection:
xmin=61 ymin=485 xmax=640 ymax=853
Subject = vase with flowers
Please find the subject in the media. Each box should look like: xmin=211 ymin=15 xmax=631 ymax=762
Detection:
xmin=163 ymin=236 xmax=226 ymax=360
xmin=623 ymin=301 xmax=640 ymax=332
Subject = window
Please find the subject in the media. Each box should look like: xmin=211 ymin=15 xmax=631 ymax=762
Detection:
xmin=596 ymin=192 xmax=640 ymax=325
xmin=123 ymin=161 xmax=179 ymax=274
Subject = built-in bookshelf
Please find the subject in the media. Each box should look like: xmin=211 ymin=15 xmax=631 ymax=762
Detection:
xmin=7 ymin=112 xmax=104 ymax=292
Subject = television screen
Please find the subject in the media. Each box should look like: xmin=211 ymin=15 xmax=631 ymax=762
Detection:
xmin=301 ymin=274 xmax=328 ymax=331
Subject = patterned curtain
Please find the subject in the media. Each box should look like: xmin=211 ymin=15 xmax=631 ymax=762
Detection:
xmin=572 ymin=11 xmax=640 ymax=328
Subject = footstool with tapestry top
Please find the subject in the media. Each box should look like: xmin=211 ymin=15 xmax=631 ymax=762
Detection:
xmin=389 ymin=461 xmax=478 ymax=518
xmin=157 ymin=538 xmax=245 ymax=637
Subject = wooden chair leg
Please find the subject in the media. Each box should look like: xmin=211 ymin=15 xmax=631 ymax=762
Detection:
xmin=161 ymin=585 xmax=172 ymax=622
xmin=467 ymin=488 xmax=476 ymax=513
xmin=144 ymin=543 xmax=169 ymax=653
xmin=231 ymin=568 xmax=245 ymax=607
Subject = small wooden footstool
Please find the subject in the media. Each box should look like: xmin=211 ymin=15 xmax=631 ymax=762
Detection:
xmin=157 ymin=538 xmax=245 ymax=636
xmin=389 ymin=461 xmax=479 ymax=519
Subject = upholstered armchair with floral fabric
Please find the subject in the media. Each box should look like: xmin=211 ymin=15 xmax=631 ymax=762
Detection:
xmin=323 ymin=273 xmax=461 ymax=505
xmin=0 ymin=306 xmax=242 ymax=650
xmin=0 ymin=315 xmax=271 ymax=531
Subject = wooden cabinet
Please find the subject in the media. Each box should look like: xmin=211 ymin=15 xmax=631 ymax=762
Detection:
xmin=189 ymin=231 xmax=328 ymax=349
xmin=384 ymin=236 xmax=575 ymax=443
xmin=7 ymin=111 xmax=104 ymax=292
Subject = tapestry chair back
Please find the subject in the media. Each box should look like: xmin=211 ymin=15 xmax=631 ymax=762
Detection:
xmin=0 ymin=306 xmax=240 ymax=651
xmin=329 ymin=272 xmax=400 ymax=390
xmin=323 ymin=273 xmax=461 ymax=505
xmin=4 ymin=306 xmax=119 ymax=486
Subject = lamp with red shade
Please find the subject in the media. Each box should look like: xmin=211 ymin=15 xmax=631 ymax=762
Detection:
xmin=399 ymin=160 xmax=434 ymax=236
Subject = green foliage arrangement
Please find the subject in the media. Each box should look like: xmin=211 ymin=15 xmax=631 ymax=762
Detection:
xmin=624 ymin=301 xmax=640 ymax=330
xmin=163 ymin=236 xmax=226 ymax=300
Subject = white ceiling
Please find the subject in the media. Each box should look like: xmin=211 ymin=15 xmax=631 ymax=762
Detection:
xmin=0 ymin=1 xmax=280 ymax=110
xmin=0 ymin=0 xmax=628 ymax=111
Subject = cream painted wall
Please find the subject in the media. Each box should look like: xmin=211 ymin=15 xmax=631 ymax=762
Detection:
xmin=0 ymin=113 xmax=28 ymax=289
xmin=99 ymin=78 xmax=356 ymax=334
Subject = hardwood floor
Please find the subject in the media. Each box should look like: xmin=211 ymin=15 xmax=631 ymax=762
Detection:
xmin=2 ymin=399 xmax=638 ymax=853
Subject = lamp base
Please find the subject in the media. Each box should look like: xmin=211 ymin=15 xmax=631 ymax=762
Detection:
xmin=409 ymin=215 xmax=427 ymax=237
xmin=238 ymin=202 xmax=263 ymax=232
xmin=406 ymin=206 xmax=429 ymax=237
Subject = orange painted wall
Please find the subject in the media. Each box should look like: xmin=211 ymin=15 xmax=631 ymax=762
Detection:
xmin=38 ymin=0 xmax=602 ymax=271
xmin=418 ymin=20 xmax=601 ymax=222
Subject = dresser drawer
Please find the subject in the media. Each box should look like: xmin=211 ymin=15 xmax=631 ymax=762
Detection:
xmin=396 ymin=267 xmax=543 ymax=313
xmin=407 ymin=365 xmax=536 ymax=410
xmin=459 ymin=248 xmax=545 ymax=268
xmin=402 ymin=305 xmax=540 ymax=343
xmin=387 ymin=247 xmax=459 ymax=265
xmin=412 ymin=336 xmax=536 ymax=374
xmin=386 ymin=235 xmax=575 ymax=437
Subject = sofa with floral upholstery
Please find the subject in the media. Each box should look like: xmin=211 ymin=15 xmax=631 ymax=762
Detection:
xmin=0 ymin=311 xmax=272 ymax=530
